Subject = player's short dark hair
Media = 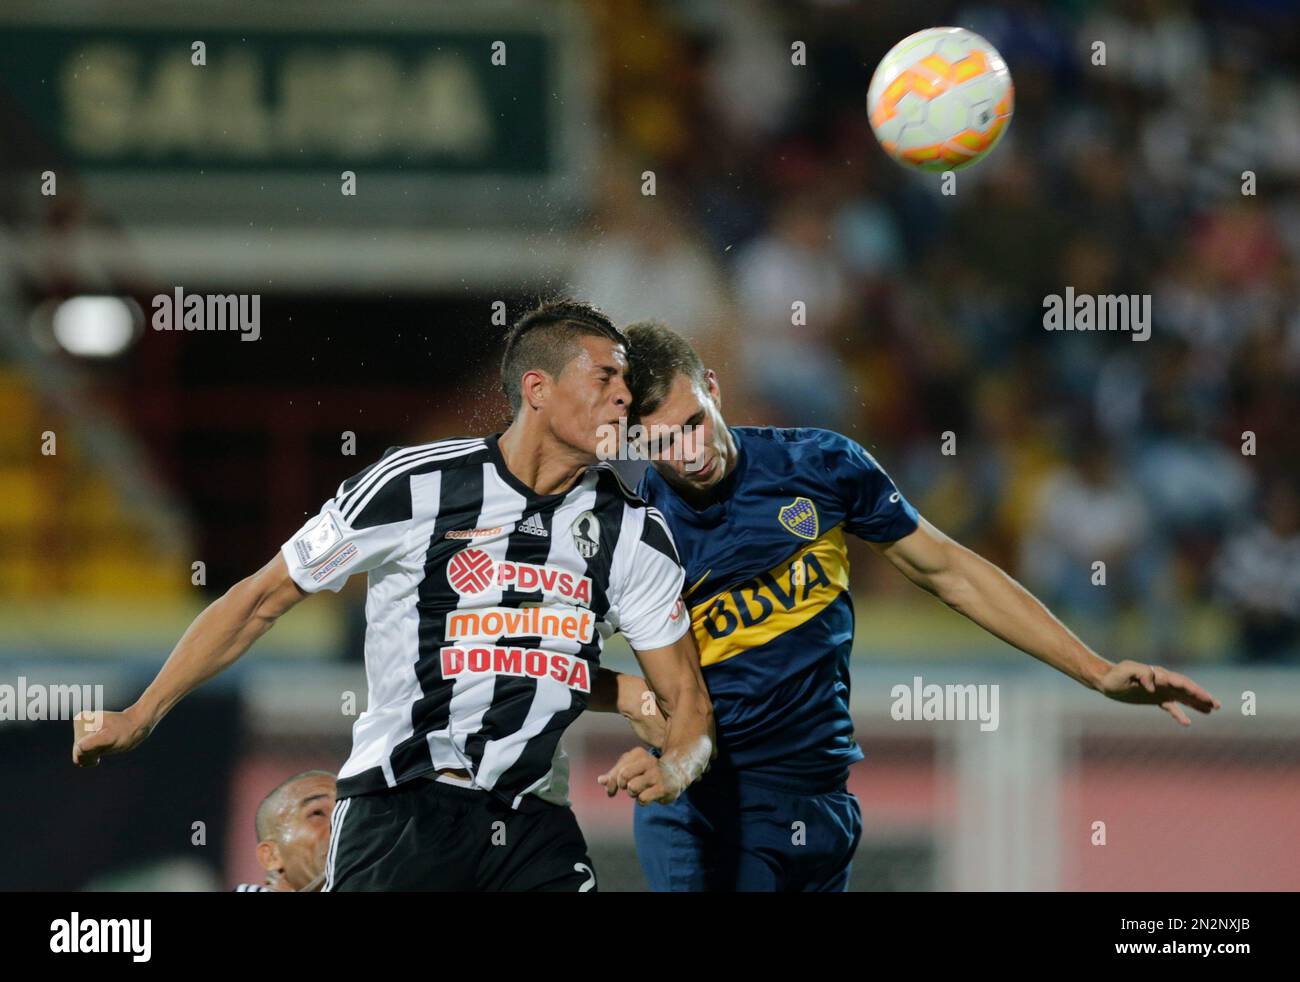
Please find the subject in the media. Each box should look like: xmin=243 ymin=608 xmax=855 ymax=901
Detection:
xmin=254 ymin=770 xmax=335 ymax=842
xmin=623 ymin=320 xmax=707 ymax=418
xmin=500 ymin=300 xmax=625 ymax=415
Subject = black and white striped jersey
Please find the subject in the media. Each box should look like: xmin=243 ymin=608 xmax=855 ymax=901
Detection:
xmin=233 ymin=883 xmax=273 ymax=892
xmin=280 ymin=434 xmax=688 ymax=808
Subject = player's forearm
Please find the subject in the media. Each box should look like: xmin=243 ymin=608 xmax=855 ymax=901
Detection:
xmin=588 ymin=667 xmax=645 ymax=715
xmin=932 ymin=547 xmax=1110 ymax=690
xmin=656 ymin=685 xmax=714 ymax=786
xmin=131 ymin=575 xmax=285 ymax=728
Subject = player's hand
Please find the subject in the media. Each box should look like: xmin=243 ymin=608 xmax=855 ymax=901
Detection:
xmin=597 ymin=747 xmax=684 ymax=805
xmin=616 ymin=675 xmax=669 ymax=749
xmin=72 ymin=707 xmax=153 ymax=767
xmin=1095 ymin=660 xmax=1221 ymax=726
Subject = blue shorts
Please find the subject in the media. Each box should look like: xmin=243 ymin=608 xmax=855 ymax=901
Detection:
xmin=633 ymin=769 xmax=862 ymax=892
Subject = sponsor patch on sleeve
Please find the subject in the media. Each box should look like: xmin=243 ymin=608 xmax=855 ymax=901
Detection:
xmin=294 ymin=511 xmax=344 ymax=567
xmin=311 ymin=543 xmax=358 ymax=583
xmin=669 ymin=597 xmax=685 ymax=623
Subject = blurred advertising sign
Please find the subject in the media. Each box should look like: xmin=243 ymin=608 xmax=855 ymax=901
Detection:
xmin=0 ymin=2 xmax=594 ymax=231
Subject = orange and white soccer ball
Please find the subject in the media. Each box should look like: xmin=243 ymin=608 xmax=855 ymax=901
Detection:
xmin=867 ymin=27 xmax=1013 ymax=172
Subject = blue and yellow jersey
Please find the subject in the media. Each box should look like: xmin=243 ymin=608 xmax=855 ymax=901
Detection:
xmin=638 ymin=427 xmax=920 ymax=792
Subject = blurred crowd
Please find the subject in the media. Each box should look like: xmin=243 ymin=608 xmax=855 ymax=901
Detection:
xmin=570 ymin=0 xmax=1300 ymax=662
xmin=4 ymin=0 xmax=1296 ymax=664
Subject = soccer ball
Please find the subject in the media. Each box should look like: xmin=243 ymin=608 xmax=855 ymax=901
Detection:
xmin=867 ymin=27 xmax=1014 ymax=172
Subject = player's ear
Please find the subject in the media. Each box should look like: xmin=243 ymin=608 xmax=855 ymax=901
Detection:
xmin=704 ymin=369 xmax=721 ymax=409
xmin=256 ymin=839 xmax=282 ymax=875
xmin=520 ymin=368 xmax=549 ymax=411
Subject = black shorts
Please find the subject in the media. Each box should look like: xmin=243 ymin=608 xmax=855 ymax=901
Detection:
xmin=324 ymin=778 xmax=598 ymax=892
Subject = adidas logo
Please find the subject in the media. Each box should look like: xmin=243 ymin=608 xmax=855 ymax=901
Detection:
xmin=516 ymin=513 xmax=548 ymax=537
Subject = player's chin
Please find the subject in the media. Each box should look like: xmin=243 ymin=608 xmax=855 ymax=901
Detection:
xmin=683 ymin=460 xmax=721 ymax=487
xmin=583 ymin=428 xmax=619 ymax=462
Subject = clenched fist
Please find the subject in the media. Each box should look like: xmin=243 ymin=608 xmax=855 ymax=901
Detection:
xmin=72 ymin=708 xmax=153 ymax=767
xmin=597 ymin=746 xmax=686 ymax=805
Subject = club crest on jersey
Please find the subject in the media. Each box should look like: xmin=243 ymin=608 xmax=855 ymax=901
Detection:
xmin=778 ymin=497 xmax=819 ymax=540
xmin=446 ymin=548 xmax=592 ymax=605
xmin=571 ymin=511 xmax=601 ymax=558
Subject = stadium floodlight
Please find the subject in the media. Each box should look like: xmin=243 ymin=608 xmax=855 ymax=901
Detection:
xmin=51 ymin=296 xmax=141 ymax=358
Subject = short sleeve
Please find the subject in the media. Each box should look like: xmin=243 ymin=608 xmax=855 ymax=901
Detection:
xmin=616 ymin=508 xmax=689 ymax=652
xmin=818 ymin=431 xmax=920 ymax=543
xmin=280 ymin=455 xmax=415 ymax=594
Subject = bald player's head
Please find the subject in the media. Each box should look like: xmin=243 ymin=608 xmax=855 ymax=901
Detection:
xmin=253 ymin=770 xmax=336 ymax=892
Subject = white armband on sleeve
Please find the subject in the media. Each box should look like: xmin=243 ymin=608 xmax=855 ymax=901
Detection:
xmin=281 ymin=502 xmax=409 ymax=594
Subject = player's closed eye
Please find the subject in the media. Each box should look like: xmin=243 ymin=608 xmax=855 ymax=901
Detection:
xmin=650 ymin=434 xmax=681 ymax=461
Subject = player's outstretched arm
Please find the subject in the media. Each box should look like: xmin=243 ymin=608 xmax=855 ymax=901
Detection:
xmin=598 ymin=633 xmax=714 ymax=804
xmin=870 ymin=518 xmax=1221 ymax=727
xmin=72 ymin=552 xmax=308 ymax=767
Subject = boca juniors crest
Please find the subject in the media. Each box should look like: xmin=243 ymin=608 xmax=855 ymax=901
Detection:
xmin=778 ymin=497 xmax=818 ymax=540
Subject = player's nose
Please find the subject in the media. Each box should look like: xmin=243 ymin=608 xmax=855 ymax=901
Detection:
xmin=610 ymin=376 xmax=632 ymax=408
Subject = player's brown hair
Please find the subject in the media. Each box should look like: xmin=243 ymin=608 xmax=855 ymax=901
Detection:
xmin=500 ymin=299 xmax=625 ymax=415
xmin=623 ymin=320 xmax=707 ymax=418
